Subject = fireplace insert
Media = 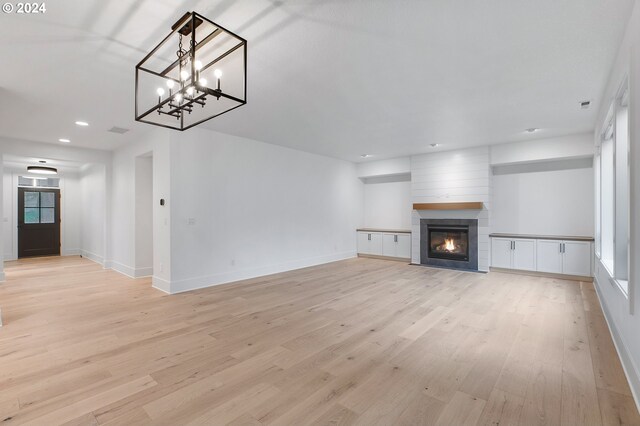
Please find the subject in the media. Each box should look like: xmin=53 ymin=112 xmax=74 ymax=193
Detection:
xmin=427 ymin=225 xmax=469 ymax=261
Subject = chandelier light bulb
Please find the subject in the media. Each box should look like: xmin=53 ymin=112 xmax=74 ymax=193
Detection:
xmin=156 ymin=88 xmax=165 ymax=97
xmin=214 ymin=69 xmax=223 ymax=79
xmin=194 ymin=60 xmax=203 ymax=70
xmin=166 ymin=79 xmax=175 ymax=89
xmin=186 ymin=86 xmax=194 ymax=96
xmin=180 ymin=70 xmax=190 ymax=81
xmin=174 ymin=93 xmax=182 ymax=102
xmin=198 ymin=78 xmax=208 ymax=87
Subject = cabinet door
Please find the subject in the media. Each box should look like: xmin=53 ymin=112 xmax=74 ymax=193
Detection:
xmin=513 ymin=239 xmax=536 ymax=271
xmin=491 ymin=238 xmax=512 ymax=269
xmin=536 ymin=240 xmax=563 ymax=273
xmin=382 ymin=234 xmax=397 ymax=257
xmin=563 ymin=241 xmax=591 ymax=276
xmin=396 ymin=234 xmax=411 ymax=259
xmin=369 ymin=233 xmax=383 ymax=255
xmin=357 ymin=232 xmax=370 ymax=254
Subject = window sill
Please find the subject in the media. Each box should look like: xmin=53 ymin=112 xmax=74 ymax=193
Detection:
xmin=596 ymin=254 xmax=629 ymax=299
xmin=615 ymin=279 xmax=629 ymax=297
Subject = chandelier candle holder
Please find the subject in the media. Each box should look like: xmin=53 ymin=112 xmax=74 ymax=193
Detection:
xmin=135 ymin=12 xmax=247 ymax=130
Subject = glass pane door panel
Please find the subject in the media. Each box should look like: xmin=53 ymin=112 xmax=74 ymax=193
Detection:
xmin=24 ymin=192 xmax=39 ymax=207
xmin=41 ymin=208 xmax=55 ymax=223
xmin=24 ymin=208 xmax=40 ymax=223
xmin=41 ymin=192 xmax=55 ymax=207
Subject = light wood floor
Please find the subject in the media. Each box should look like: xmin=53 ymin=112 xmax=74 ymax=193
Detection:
xmin=0 ymin=256 xmax=638 ymax=425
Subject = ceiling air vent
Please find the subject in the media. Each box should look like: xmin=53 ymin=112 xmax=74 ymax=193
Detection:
xmin=108 ymin=126 xmax=130 ymax=134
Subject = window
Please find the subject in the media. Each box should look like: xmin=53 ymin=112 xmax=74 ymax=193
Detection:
xmin=596 ymin=80 xmax=630 ymax=295
xmin=22 ymin=191 xmax=56 ymax=224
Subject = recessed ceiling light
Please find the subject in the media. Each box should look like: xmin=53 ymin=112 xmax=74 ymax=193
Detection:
xmin=59 ymin=138 xmax=71 ymax=143
xmin=75 ymin=121 xmax=89 ymax=126
xmin=430 ymin=143 xmax=440 ymax=147
xmin=360 ymin=154 xmax=371 ymax=158
xmin=525 ymin=128 xmax=540 ymax=133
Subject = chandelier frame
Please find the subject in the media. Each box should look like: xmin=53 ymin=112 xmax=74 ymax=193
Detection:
xmin=135 ymin=12 xmax=247 ymax=131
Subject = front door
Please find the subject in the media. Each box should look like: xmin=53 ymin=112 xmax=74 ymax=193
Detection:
xmin=18 ymin=187 xmax=61 ymax=258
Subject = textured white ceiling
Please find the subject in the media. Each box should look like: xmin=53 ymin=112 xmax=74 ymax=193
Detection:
xmin=0 ymin=0 xmax=634 ymax=161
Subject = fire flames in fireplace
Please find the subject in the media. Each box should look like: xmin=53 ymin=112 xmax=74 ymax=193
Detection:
xmin=444 ymin=238 xmax=456 ymax=252
xmin=428 ymin=226 xmax=469 ymax=261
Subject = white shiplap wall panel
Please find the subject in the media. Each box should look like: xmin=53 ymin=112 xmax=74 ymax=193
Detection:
xmin=411 ymin=147 xmax=491 ymax=271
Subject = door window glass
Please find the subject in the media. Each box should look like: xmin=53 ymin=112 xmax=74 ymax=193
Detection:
xmin=24 ymin=208 xmax=40 ymax=223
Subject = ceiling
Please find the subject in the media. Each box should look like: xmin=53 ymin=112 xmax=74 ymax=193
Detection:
xmin=0 ymin=0 xmax=634 ymax=161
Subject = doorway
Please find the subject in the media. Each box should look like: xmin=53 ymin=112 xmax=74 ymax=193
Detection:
xmin=18 ymin=187 xmax=61 ymax=258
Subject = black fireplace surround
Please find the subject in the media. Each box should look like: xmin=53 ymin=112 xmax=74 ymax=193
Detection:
xmin=420 ymin=219 xmax=478 ymax=271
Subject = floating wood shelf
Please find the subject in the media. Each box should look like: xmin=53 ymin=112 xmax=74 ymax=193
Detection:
xmin=413 ymin=202 xmax=484 ymax=211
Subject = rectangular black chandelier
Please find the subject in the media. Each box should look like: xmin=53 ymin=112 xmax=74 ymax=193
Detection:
xmin=135 ymin=12 xmax=247 ymax=131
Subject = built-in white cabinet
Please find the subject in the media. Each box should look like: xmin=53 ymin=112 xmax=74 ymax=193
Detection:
xmin=536 ymin=240 xmax=563 ymax=273
xmin=490 ymin=237 xmax=536 ymax=271
xmin=357 ymin=230 xmax=410 ymax=260
xmin=357 ymin=231 xmax=383 ymax=255
xmin=382 ymin=233 xmax=411 ymax=259
xmin=491 ymin=238 xmax=513 ymax=269
xmin=491 ymin=235 xmax=592 ymax=278
xmin=536 ymin=240 xmax=591 ymax=276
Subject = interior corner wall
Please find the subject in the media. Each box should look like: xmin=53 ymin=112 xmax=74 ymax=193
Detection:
xmin=134 ymin=156 xmax=153 ymax=276
xmin=109 ymin=131 xmax=171 ymax=289
xmin=80 ymin=164 xmax=107 ymax=265
xmin=591 ymin=0 xmax=640 ymax=412
xmin=166 ymin=128 xmax=363 ymax=294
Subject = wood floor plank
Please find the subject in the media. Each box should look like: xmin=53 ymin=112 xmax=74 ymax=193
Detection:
xmin=0 ymin=256 xmax=636 ymax=425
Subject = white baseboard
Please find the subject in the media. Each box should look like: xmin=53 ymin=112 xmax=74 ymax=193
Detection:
xmin=109 ymin=261 xmax=136 ymax=278
xmin=168 ymin=251 xmax=357 ymax=294
xmin=593 ymin=276 xmax=640 ymax=413
xmin=109 ymin=262 xmax=152 ymax=279
xmin=62 ymin=248 xmax=81 ymax=256
xmin=81 ymin=250 xmax=105 ymax=266
xmin=152 ymin=276 xmax=171 ymax=294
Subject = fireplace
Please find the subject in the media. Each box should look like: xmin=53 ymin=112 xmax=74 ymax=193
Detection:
xmin=420 ymin=219 xmax=478 ymax=271
xmin=428 ymin=226 xmax=469 ymax=261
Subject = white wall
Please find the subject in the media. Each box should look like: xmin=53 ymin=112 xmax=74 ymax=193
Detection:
xmin=363 ymin=178 xmax=412 ymax=230
xmin=356 ymin=157 xmax=411 ymax=178
xmin=2 ymin=170 xmax=11 ymax=262
xmin=492 ymin=163 xmax=594 ymax=236
xmin=80 ymin=164 xmax=106 ymax=264
xmin=490 ymin=132 xmax=594 ymax=165
xmin=166 ymin=128 xmax=363 ymax=293
xmin=592 ymin=0 xmax=640 ymax=411
xmin=109 ymin=130 xmax=171 ymax=289
xmin=61 ymin=173 xmax=82 ymax=256
xmin=134 ymin=155 xmax=153 ymax=276
xmin=0 ymin=161 xmax=3 ymax=281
